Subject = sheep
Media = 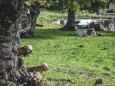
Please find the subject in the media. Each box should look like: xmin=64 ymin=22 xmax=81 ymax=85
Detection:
xmin=75 ymin=29 xmax=87 ymax=37
xmin=75 ymin=28 xmax=97 ymax=37
xmin=17 ymin=45 xmax=33 ymax=57
xmin=27 ymin=63 xmax=48 ymax=73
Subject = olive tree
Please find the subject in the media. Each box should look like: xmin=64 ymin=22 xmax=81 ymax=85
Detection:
xmin=61 ymin=0 xmax=108 ymax=31
xmin=61 ymin=0 xmax=79 ymax=31
xmin=0 ymin=0 xmax=42 ymax=85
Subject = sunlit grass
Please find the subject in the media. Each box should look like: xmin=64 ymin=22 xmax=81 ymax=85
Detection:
xmin=21 ymin=10 xmax=115 ymax=86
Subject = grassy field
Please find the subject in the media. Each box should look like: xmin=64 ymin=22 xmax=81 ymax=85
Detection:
xmin=21 ymin=10 xmax=115 ymax=86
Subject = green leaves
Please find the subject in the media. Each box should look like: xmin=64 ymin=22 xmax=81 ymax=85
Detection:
xmin=67 ymin=0 xmax=80 ymax=12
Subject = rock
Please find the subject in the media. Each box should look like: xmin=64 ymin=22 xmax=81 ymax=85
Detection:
xmin=94 ymin=78 xmax=103 ymax=85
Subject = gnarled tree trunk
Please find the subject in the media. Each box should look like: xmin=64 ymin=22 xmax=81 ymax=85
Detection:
xmin=20 ymin=5 xmax=32 ymax=38
xmin=0 ymin=0 xmax=24 ymax=84
xmin=0 ymin=0 xmax=43 ymax=86
xmin=61 ymin=9 xmax=75 ymax=31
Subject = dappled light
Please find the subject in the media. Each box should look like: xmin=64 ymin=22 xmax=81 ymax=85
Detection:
xmin=24 ymin=28 xmax=115 ymax=40
xmin=22 ymin=27 xmax=115 ymax=85
xmin=0 ymin=0 xmax=115 ymax=86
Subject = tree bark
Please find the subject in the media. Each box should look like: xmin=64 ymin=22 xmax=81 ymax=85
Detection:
xmin=20 ymin=2 xmax=41 ymax=38
xmin=0 ymin=0 xmax=24 ymax=84
xmin=0 ymin=0 xmax=43 ymax=86
xmin=61 ymin=9 xmax=76 ymax=31
xmin=20 ymin=4 xmax=32 ymax=38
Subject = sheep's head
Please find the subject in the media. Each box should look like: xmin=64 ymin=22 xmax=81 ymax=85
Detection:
xmin=41 ymin=63 xmax=48 ymax=71
xmin=17 ymin=45 xmax=33 ymax=57
xmin=27 ymin=45 xmax=33 ymax=54
xmin=88 ymin=22 xmax=95 ymax=29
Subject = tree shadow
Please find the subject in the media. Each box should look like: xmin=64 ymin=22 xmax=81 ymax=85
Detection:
xmin=100 ymin=31 xmax=115 ymax=37
xmin=27 ymin=29 xmax=74 ymax=40
xmin=21 ymin=29 xmax=115 ymax=40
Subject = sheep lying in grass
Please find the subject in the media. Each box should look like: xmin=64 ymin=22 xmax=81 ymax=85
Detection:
xmin=75 ymin=28 xmax=97 ymax=37
xmin=27 ymin=63 xmax=48 ymax=73
xmin=17 ymin=45 xmax=33 ymax=57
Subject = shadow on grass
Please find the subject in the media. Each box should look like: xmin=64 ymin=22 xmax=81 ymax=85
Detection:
xmin=100 ymin=31 xmax=115 ymax=37
xmin=22 ymin=29 xmax=115 ymax=40
xmin=27 ymin=29 xmax=74 ymax=40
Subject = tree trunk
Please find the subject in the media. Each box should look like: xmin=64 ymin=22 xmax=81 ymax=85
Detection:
xmin=61 ymin=9 xmax=75 ymax=31
xmin=20 ymin=2 xmax=41 ymax=38
xmin=0 ymin=0 xmax=43 ymax=86
xmin=20 ymin=5 xmax=32 ymax=38
xmin=0 ymin=0 xmax=24 ymax=84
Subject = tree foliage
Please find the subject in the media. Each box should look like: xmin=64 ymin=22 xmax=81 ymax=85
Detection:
xmin=67 ymin=0 xmax=80 ymax=12
xmin=26 ymin=0 xmax=109 ymax=12
xmin=46 ymin=0 xmax=67 ymax=10
xmin=26 ymin=0 xmax=46 ymax=5
xmin=78 ymin=0 xmax=108 ymax=12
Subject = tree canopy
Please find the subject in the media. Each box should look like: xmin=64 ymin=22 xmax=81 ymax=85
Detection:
xmin=25 ymin=0 xmax=109 ymax=12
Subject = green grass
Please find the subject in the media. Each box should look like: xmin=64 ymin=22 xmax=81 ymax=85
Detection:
xmin=21 ymin=10 xmax=115 ymax=86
